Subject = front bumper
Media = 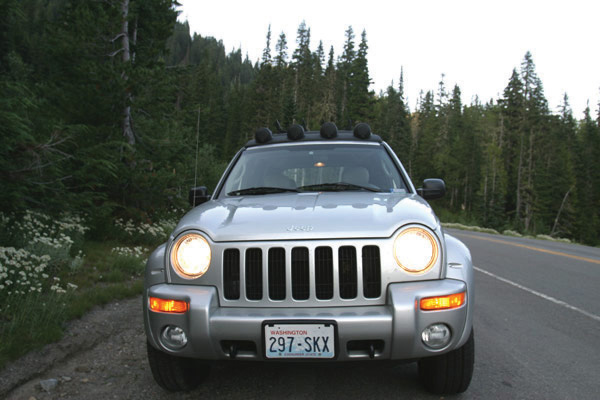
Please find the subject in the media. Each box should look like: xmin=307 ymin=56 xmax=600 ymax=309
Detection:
xmin=144 ymin=279 xmax=470 ymax=361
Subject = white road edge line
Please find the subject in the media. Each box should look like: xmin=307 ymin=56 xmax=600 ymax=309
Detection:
xmin=474 ymin=266 xmax=600 ymax=323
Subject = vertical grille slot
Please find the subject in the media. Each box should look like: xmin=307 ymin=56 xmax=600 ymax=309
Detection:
xmin=315 ymin=247 xmax=333 ymax=300
xmin=339 ymin=246 xmax=357 ymax=299
xmin=245 ymin=248 xmax=263 ymax=300
xmin=268 ymin=248 xmax=286 ymax=300
xmin=362 ymin=246 xmax=381 ymax=298
xmin=291 ymin=247 xmax=309 ymax=300
xmin=223 ymin=249 xmax=240 ymax=300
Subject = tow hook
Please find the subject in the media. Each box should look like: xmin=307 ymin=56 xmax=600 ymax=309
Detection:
xmin=229 ymin=344 xmax=238 ymax=359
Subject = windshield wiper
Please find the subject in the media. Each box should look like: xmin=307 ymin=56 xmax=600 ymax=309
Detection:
xmin=227 ymin=186 xmax=300 ymax=196
xmin=297 ymin=182 xmax=381 ymax=193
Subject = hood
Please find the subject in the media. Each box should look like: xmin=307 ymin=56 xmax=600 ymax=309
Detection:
xmin=173 ymin=192 xmax=440 ymax=242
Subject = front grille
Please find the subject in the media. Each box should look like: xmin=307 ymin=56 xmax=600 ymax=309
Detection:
xmin=223 ymin=249 xmax=240 ymax=300
xmin=245 ymin=248 xmax=262 ymax=300
xmin=339 ymin=246 xmax=357 ymax=299
xmin=362 ymin=246 xmax=381 ymax=298
xmin=291 ymin=247 xmax=310 ymax=300
xmin=268 ymin=248 xmax=286 ymax=300
xmin=222 ymin=244 xmax=382 ymax=303
xmin=315 ymin=247 xmax=333 ymax=299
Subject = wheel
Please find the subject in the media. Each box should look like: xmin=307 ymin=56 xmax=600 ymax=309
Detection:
xmin=146 ymin=342 xmax=210 ymax=391
xmin=418 ymin=328 xmax=474 ymax=395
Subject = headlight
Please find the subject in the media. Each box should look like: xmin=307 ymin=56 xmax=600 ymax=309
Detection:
xmin=171 ymin=233 xmax=211 ymax=279
xmin=393 ymin=227 xmax=439 ymax=273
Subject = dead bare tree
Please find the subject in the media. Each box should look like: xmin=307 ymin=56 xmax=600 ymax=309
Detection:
xmin=120 ymin=0 xmax=135 ymax=146
xmin=551 ymin=186 xmax=573 ymax=236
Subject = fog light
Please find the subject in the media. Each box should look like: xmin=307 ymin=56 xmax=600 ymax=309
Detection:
xmin=160 ymin=326 xmax=188 ymax=350
xmin=421 ymin=324 xmax=451 ymax=349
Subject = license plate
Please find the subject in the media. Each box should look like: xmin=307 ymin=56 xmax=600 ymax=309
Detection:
xmin=264 ymin=323 xmax=335 ymax=359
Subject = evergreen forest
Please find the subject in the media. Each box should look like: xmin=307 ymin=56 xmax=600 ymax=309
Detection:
xmin=2 ymin=0 xmax=600 ymax=245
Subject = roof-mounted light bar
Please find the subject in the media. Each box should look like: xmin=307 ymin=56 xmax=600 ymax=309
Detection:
xmin=252 ymin=122 xmax=375 ymax=145
xmin=320 ymin=122 xmax=338 ymax=139
xmin=287 ymin=124 xmax=305 ymax=140
xmin=254 ymin=127 xmax=273 ymax=143
xmin=353 ymin=123 xmax=372 ymax=139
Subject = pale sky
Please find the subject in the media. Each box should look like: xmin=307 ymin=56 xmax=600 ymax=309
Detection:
xmin=178 ymin=0 xmax=599 ymax=119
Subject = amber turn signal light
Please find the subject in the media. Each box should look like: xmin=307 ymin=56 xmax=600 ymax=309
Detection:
xmin=420 ymin=292 xmax=466 ymax=311
xmin=149 ymin=297 xmax=189 ymax=313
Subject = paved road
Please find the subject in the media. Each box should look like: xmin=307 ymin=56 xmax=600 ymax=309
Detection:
xmin=447 ymin=229 xmax=600 ymax=400
xmin=5 ymin=229 xmax=600 ymax=399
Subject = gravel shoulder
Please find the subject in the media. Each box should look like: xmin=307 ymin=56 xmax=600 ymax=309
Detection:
xmin=0 ymin=296 xmax=148 ymax=400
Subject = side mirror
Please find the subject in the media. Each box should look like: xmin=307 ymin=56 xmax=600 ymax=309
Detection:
xmin=189 ymin=186 xmax=211 ymax=207
xmin=417 ymin=179 xmax=446 ymax=200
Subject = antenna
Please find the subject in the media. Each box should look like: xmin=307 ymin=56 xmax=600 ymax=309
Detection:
xmin=275 ymin=120 xmax=285 ymax=133
xmin=193 ymin=107 xmax=201 ymax=207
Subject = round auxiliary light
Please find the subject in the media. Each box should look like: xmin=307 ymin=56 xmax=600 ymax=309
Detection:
xmin=320 ymin=122 xmax=338 ymax=139
xmin=393 ymin=227 xmax=439 ymax=273
xmin=287 ymin=124 xmax=305 ymax=140
xmin=160 ymin=325 xmax=188 ymax=350
xmin=171 ymin=233 xmax=211 ymax=279
xmin=421 ymin=324 xmax=451 ymax=349
xmin=353 ymin=123 xmax=372 ymax=139
xmin=255 ymin=127 xmax=273 ymax=144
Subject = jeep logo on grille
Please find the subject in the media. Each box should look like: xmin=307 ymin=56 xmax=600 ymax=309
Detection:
xmin=286 ymin=225 xmax=314 ymax=232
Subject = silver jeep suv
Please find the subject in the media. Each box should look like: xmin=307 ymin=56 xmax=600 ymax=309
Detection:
xmin=144 ymin=123 xmax=474 ymax=395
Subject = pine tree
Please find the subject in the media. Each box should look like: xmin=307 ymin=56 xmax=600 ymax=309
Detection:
xmin=261 ymin=24 xmax=272 ymax=66
xmin=337 ymin=26 xmax=356 ymax=125
xmin=374 ymin=73 xmax=411 ymax=166
xmin=520 ymin=51 xmax=549 ymax=231
xmin=541 ymin=95 xmax=576 ymax=237
xmin=275 ymin=32 xmax=288 ymax=67
xmin=273 ymin=31 xmax=289 ymax=126
xmin=412 ymin=91 xmax=439 ymax=183
xmin=291 ymin=21 xmax=314 ymax=127
xmin=346 ymin=29 xmax=373 ymax=123
xmin=166 ymin=21 xmax=191 ymax=66
xmin=573 ymin=106 xmax=600 ymax=244
xmin=477 ymin=101 xmax=507 ymax=228
xmin=444 ymin=85 xmax=464 ymax=210
xmin=500 ymin=68 xmax=525 ymax=225
xmin=312 ymin=40 xmax=328 ymax=124
xmin=321 ymin=46 xmax=337 ymax=122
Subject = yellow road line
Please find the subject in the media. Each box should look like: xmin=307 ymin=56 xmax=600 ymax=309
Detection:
xmin=454 ymin=233 xmax=600 ymax=265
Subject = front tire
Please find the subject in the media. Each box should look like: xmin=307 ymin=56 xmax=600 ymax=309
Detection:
xmin=418 ymin=328 xmax=474 ymax=395
xmin=147 ymin=342 xmax=210 ymax=392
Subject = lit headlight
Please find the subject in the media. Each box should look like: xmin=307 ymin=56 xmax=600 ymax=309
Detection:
xmin=393 ymin=227 xmax=439 ymax=273
xmin=171 ymin=233 xmax=211 ymax=279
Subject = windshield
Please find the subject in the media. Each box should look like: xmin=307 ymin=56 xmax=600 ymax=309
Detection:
xmin=220 ymin=143 xmax=408 ymax=197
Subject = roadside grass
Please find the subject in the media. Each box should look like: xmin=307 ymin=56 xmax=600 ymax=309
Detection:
xmin=441 ymin=222 xmax=573 ymax=244
xmin=0 ymin=240 xmax=146 ymax=369
xmin=434 ymin=207 xmax=574 ymax=244
xmin=0 ymin=211 xmax=180 ymax=371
